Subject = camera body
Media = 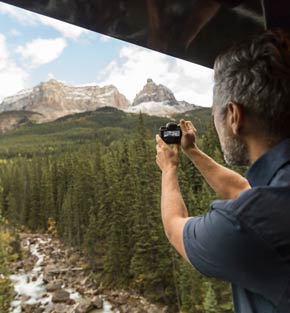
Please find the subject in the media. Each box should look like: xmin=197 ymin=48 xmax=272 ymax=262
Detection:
xmin=159 ymin=122 xmax=182 ymax=144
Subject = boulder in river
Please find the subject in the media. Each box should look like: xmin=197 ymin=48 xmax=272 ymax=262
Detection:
xmin=22 ymin=303 xmax=44 ymax=313
xmin=52 ymin=288 xmax=70 ymax=303
xmin=92 ymin=295 xmax=103 ymax=309
xmin=53 ymin=303 xmax=68 ymax=313
xmin=74 ymin=297 xmax=103 ymax=313
xmin=46 ymin=280 xmax=63 ymax=292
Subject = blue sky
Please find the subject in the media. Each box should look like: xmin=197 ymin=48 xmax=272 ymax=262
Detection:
xmin=0 ymin=2 xmax=213 ymax=106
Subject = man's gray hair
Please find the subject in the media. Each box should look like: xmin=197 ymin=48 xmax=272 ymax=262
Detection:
xmin=214 ymin=30 xmax=290 ymax=140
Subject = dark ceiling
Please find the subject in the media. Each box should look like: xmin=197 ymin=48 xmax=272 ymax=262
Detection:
xmin=1 ymin=0 xmax=289 ymax=68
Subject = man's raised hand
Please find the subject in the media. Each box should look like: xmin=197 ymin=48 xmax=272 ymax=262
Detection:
xmin=179 ymin=119 xmax=197 ymax=153
xmin=156 ymin=135 xmax=179 ymax=173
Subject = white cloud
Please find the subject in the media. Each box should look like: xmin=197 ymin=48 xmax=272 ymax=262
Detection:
xmin=47 ymin=72 xmax=55 ymax=80
xmin=0 ymin=2 xmax=36 ymax=25
xmin=9 ymin=29 xmax=21 ymax=37
xmin=17 ymin=38 xmax=67 ymax=68
xmin=0 ymin=2 xmax=88 ymax=40
xmin=97 ymin=45 xmax=214 ymax=107
xmin=0 ymin=34 xmax=27 ymax=101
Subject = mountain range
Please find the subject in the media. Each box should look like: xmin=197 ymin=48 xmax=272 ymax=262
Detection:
xmin=0 ymin=78 xmax=201 ymax=133
xmin=0 ymin=79 xmax=130 ymax=123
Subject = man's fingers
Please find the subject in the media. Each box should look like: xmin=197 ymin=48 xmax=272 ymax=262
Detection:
xmin=179 ymin=119 xmax=187 ymax=132
xmin=185 ymin=121 xmax=197 ymax=132
xmin=180 ymin=119 xmax=197 ymax=133
xmin=156 ymin=134 xmax=165 ymax=146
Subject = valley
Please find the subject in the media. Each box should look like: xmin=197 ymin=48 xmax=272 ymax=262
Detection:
xmin=0 ymin=78 xmax=234 ymax=313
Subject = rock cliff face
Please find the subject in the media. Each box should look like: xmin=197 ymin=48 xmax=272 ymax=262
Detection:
xmin=0 ymin=80 xmax=130 ymax=122
xmin=132 ymin=78 xmax=178 ymax=107
xmin=127 ymin=78 xmax=198 ymax=116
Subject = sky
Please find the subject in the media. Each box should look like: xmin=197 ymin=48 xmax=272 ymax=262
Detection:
xmin=0 ymin=2 xmax=214 ymax=107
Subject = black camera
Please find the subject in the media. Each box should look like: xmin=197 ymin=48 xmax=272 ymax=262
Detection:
xmin=159 ymin=122 xmax=182 ymax=144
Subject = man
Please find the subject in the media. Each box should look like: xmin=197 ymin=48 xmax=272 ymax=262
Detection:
xmin=156 ymin=30 xmax=290 ymax=313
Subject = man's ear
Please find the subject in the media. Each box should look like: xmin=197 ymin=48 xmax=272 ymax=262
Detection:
xmin=227 ymin=102 xmax=244 ymax=135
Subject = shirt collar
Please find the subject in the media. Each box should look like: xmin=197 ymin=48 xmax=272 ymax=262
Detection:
xmin=246 ymin=138 xmax=290 ymax=187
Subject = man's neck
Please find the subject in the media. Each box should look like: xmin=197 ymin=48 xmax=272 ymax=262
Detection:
xmin=247 ymin=136 xmax=281 ymax=164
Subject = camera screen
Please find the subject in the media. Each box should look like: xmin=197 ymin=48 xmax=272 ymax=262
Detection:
xmin=164 ymin=130 xmax=180 ymax=137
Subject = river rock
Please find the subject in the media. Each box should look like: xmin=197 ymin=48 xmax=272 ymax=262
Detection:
xmin=52 ymin=289 xmax=70 ymax=303
xmin=22 ymin=303 xmax=44 ymax=313
xmin=119 ymin=304 xmax=131 ymax=313
xmin=29 ymin=238 xmax=37 ymax=245
xmin=43 ymin=265 xmax=59 ymax=283
xmin=46 ymin=280 xmax=63 ymax=292
xmin=21 ymin=294 xmax=31 ymax=302
xmin=31 ymin=275 xmax=37 ymax=282
xmin=14 ymin=260 xmax=24 ymax=270
xmin=53 ymin=303 xmax=68 ymax=313
xmin=145 ymin=304 xmax=161 ymax=313
xmin=66 ymin=298 xmax=76 ymax=305
xmin=76 ymin=285 xmax=85 ymax=294
xmin=74 ymin=298 xmax=102 ymax=313
xmin=23 ymin=257 xmax=37 ymax=272
xmin=92 ymin=295 xmax=103 ymax=309
xmin=42 ymin=304 xmax=54 ymax=313
xmin=116 ymin=294 xmax=129 ymax=305
xmin=43 ymin=273 xmax=53 ymax=283
xmin=45 ymin=264 xmax=59 ymax=273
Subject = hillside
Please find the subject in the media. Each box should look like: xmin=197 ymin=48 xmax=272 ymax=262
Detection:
xmin=0 ymin=110 xmax=43 ymax=133
xmin=0 ymin=106 xmax=211 ymax=158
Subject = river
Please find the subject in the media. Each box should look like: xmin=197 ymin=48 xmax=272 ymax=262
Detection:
xmin=9 ymin=235 xmax=115 ymax=313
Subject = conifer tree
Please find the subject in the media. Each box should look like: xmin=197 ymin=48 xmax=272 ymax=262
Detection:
xmin=203 ymin=280 xmax=219 ymax=313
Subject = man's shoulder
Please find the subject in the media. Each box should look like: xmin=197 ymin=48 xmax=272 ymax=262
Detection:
xmin=183 ymin=185 xmax=290 ymax=282
xmin=212 ymin=186 xmax=290 ymax=255
xmin=210 ymin=187 xmax=261 ymax=220
xmin=212 ymin=185 xmax=290 ymax=218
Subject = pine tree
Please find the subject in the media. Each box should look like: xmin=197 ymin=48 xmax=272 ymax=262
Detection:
xmin=203 ymin=280 xmax=219 ymax=313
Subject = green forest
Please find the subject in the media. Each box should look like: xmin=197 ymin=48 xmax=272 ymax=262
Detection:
xmin=0 ymin=107 xmax=241 ymax=312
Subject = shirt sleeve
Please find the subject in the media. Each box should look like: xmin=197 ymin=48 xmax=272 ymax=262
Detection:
xmin=183 ymin=190 xmax=289 ymax=304
xmin=183 ymin=199 xmax=256 ymax=282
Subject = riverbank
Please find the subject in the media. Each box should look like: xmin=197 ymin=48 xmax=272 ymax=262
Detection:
xmin=9 ymin=233 xmax=168 ymax=313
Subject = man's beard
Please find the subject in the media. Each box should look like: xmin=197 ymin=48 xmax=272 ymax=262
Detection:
xmin=220 ymin=128 xmax=250 ymax=166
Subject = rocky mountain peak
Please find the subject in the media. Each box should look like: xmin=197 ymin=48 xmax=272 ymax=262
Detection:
xmin=0 ymin=80 xmax=130 ymax=122
xmin=132 ymin=78 xmax=178 ymax=107
xmin=127 ymin=79 xmax=199 ymax=117
xmin=43 ymin=79 xmax=64 ymax=86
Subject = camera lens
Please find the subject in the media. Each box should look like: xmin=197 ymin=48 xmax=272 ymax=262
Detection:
xmin=166 ymin=122 xmax=178 ymax=130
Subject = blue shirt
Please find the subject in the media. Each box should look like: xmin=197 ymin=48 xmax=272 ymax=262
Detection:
xmin=183 ymin=138 xmax=290 ymax=313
